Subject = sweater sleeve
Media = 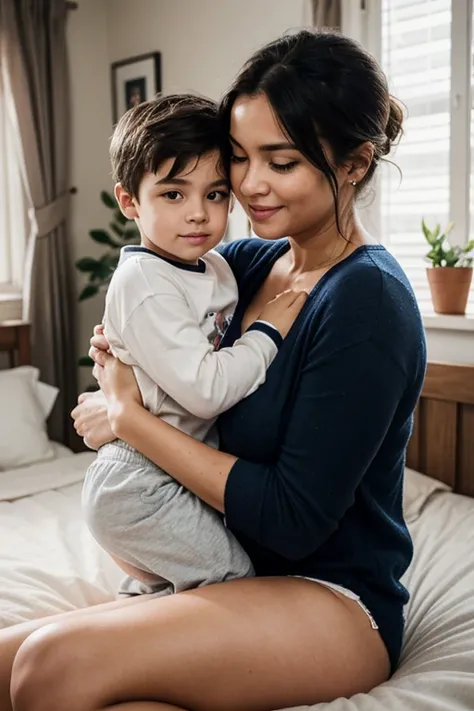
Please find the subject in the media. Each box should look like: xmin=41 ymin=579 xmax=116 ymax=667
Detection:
xmin=224 ymin=338 xmax=407 ymax=560
xmin=117 ymin=292 xmax=281 ymax=421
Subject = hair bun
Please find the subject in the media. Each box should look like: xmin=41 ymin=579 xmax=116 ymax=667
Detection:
xmin=381 ymin=96 xmax=404 ymax=155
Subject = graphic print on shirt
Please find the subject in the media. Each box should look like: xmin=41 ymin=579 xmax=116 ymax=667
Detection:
xmin=202 ymin=310 xmax=233 ymax=350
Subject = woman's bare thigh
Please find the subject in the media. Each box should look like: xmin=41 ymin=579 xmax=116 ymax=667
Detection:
xmin=0 ymin=593 xmax=150 ymax=711
xmin=11 ymin=577 xmax=390 ymax=711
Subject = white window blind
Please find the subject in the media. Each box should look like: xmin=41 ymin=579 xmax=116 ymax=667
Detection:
xmin=380 ymin=0 xmax=452 ymax=311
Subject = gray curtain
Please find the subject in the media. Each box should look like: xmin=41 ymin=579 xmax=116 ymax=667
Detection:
xmin=311 ymin=0 xmax=342 ymax=28
xmin=0 ymin=0 xmax=78 ymax=447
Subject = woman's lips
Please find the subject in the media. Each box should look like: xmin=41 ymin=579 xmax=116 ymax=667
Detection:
xmin=248 ymin=205 xmax=282 ymax=221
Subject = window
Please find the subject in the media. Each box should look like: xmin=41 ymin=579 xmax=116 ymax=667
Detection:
xmin=361 ymin=0 xmax=473 ymax=312
xmin=0 ymin=68 xmax=29 ymax=293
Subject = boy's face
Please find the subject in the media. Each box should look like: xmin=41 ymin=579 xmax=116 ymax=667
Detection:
xmin=115 ymin=151 xmax=230 ymax=265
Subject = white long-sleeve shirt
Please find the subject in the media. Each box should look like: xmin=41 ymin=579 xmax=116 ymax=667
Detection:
xmin=103 ymin=246 xmax=281 ymax=444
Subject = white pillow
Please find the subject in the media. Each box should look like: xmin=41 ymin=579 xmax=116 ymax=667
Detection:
xmin=7 ymin=366 xmax=59 ymax=419
xmin=403 ymin=467 xmax=451 ymax=523
xmin=0 ymin=369 xmax=55 ymax=469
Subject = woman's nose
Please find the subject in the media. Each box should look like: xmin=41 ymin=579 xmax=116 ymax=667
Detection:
xmin=238 ymin=165 xmax=270 ymax=197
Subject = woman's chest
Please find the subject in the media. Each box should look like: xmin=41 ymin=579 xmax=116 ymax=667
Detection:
xmin=219 ymin=310 xmax=314 ymax=462
xmin=240 ymin=259 xmax=324 ymax=332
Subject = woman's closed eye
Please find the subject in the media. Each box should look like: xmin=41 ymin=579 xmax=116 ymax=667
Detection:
xmin=231 ymin=154 xmax=299 ymax=173
xmin=270 ymin=161 xmax=299 ymax=173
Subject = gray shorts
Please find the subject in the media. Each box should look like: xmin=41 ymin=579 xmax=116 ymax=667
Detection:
xmin=82 ymin=440 xmax=254 ymax=596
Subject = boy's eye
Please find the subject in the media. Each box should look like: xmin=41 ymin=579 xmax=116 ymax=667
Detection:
xmin=230 ymin=155 xmax=247 ymax=164
xmin=208 ymin=190 xmax=230 ymax=202
xmin=163 ymin=191 xmax=182 ymax=200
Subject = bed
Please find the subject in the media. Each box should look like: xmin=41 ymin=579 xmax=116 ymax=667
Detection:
xmin=1 ymin=323 xmax=473 ymax=710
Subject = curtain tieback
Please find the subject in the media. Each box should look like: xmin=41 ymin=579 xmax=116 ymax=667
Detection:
xmin=29 ymin=191 xmax=70 ymax=239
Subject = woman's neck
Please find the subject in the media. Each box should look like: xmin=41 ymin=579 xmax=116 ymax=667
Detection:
xmin=286 ymin=208 xmax=373 ymax=274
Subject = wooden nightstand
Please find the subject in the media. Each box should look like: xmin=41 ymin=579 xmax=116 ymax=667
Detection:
xmin=0 ymin=321 xmax=31 ymax=367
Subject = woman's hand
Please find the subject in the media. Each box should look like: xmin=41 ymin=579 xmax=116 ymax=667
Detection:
xmin=88 ymin=324 xmax=142 ymax=410
xmin=71 ymin=390 xmax=115 ymax=450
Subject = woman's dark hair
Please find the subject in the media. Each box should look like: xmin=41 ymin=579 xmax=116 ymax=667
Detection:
xmin=111 ymin=94 xmax=231 ymax=199
xmin=219 ymin=29 xmax=403 ymax=232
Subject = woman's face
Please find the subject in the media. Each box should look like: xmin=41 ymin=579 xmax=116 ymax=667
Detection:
xmin=229 ymin=93 xmax=342 ymax=242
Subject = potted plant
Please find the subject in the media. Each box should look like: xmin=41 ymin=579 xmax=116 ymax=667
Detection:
xmin=422 ymin=219 xmax=474 ymax=315
xmin=76 ymin=190 xmax=139 ymax=365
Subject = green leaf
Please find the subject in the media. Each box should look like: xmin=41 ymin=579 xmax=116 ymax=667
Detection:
xmin=110 ymin=222 xmax=125 ymax=238
xmin=96 ymin=254 xmax=117 ymax=278
xmin=421 ymin=218 xmax=435 ymax=244
xmin=443 ymin=248 xmax=459 ymax=267
xmin=75 ymin=257 xmax=101 ymax=272
xmin=444 ymin=221 xmax=455 ymax=235
xmin=104 ymin=253 xmax=120 ymax=270
xmin=79 ymin=284 xmax=100 ymax=301
xmin=78 ymin=355 xmax=94 ymax=367
xmin=101 ymin=191 xmax=117 ymax=209
xmin=89 ymin=229 xmax=121 ymax=247
xmin=464 ymin=239 xmax=474 ymax=253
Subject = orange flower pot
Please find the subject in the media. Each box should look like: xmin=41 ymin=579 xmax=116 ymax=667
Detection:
xmin=426 ymin=267 xmax=473 ymax=315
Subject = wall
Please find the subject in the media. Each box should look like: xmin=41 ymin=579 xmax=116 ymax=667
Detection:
xmin=105 ymin=0 xmax=308 ymax=97
xmin=425 ymin=328 xmax=474 ymax=364
xmin=68 ymin=0 xmax=115 ymax=390
xmin=104 ymin=0 xmax=309 ymax=240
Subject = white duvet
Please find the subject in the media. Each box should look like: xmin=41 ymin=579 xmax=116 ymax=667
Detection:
xmin=0 ymin=453 xmax=473 ymax=710
xmin=0 ymin=451 xmax=122 ymax=627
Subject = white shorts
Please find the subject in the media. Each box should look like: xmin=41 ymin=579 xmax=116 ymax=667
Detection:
xmin=293 ymin=576 xmax=379 ymax=630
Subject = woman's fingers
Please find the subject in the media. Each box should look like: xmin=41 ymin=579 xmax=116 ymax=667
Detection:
xmin=93 ymin=323 xmax=105 ymax=336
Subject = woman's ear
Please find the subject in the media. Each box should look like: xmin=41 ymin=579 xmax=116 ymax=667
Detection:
xmin=114 ymin=183 xmax=139 ymax=219
xmin=345 ymin=142 xmax=375 ymax=184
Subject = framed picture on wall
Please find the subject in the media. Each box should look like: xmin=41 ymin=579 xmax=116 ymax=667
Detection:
xmin=111 ymin=52 xmax=162 ymax=123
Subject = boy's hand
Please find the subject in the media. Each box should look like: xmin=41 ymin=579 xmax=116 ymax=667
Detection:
xmin=258 ymin=290 xmax=308 ymax=338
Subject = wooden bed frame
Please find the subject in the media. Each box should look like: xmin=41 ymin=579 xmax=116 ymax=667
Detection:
xmin=406 ymin=362 xmax=474 ymax=497
xmin=1 ymin=322 xmax=472 ymax=496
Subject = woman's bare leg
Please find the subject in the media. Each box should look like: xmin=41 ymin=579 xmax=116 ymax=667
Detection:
xmin=0 ymin=595 xmax=151 ymax=711
xmin=11 ymin=577 xmax=390 ymax=711
xmin=108 ymin=705 xmax=185 ymax=710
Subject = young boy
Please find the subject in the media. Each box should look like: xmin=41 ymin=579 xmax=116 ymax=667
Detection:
xmin=82 ymin=94 xmax=299 ymax=596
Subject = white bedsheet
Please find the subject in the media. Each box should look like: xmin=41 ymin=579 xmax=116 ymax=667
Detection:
xmin=0 ymin=452 xmax=122 ymax=627
xmin=0 ymin=455 xmax=473 ymax=710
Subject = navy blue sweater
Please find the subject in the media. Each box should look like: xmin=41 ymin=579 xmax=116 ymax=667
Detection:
xmin=218 ymin=239 xmax=426 ymax=670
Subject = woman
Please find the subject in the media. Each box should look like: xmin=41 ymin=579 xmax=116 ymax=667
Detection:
xmin=2 ymin=29 xmax=425 ymax=711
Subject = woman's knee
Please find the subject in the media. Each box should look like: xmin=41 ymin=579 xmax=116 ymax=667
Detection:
xmin=11 ymin=622 xmax=94 ymax=711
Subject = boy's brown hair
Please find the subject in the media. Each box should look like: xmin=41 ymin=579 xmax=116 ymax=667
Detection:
xmin=110 ymin=94 xmax=231 ymax=200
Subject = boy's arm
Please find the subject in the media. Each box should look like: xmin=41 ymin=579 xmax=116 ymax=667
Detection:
xmin=113 ymin=290 xmax=281 ymax=419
